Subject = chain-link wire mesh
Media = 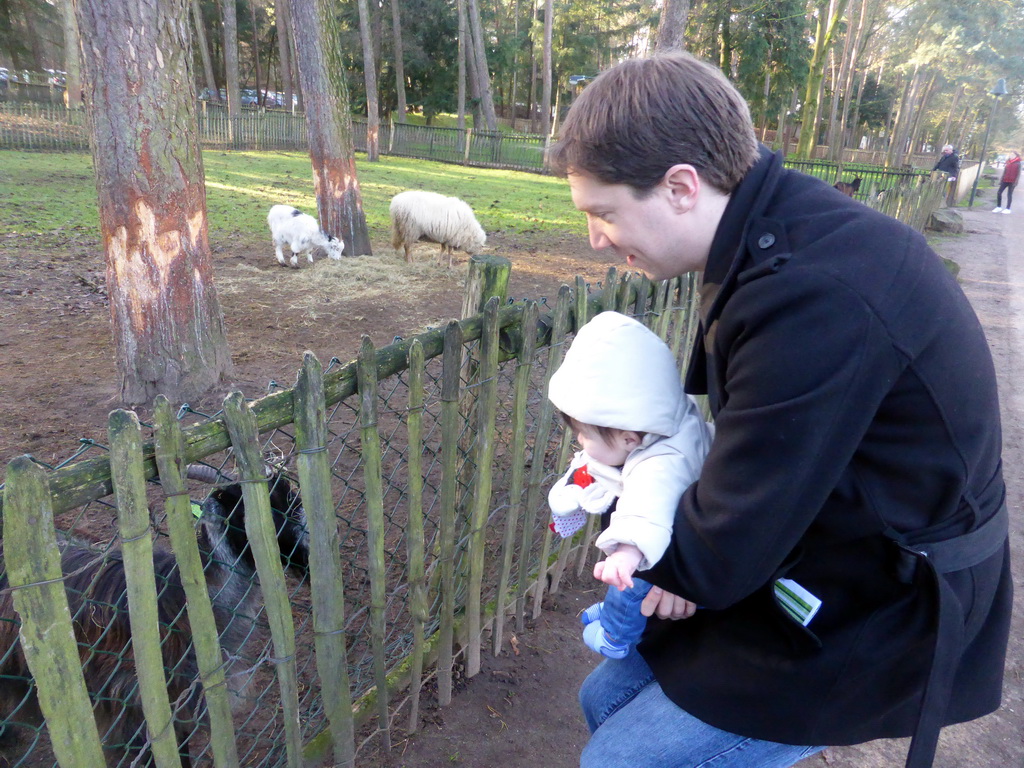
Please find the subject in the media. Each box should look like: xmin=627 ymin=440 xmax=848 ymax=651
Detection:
xmin=0 ymin=278 xmax=699 ymax=767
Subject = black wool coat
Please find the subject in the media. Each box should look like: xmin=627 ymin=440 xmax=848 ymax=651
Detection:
xmin=641 ymin=148 xmax=1012 ymax=753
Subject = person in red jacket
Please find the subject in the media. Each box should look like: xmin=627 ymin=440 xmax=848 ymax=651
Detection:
xmin=993 ymin=150 xmax=1021 ymax=213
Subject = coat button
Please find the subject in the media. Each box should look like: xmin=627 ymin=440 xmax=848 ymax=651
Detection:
xmin=758 ymin=233 xmax=776 ymax=249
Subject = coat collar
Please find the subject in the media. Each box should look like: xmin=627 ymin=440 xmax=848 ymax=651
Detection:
xmin=685 ymin=145 xmax=787 ymax=400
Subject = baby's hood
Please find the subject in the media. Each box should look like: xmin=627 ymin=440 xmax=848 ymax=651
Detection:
xmin=547 ymin=311 xmax=685 ymax=437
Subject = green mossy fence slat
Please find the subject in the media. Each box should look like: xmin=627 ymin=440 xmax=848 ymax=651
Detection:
xmin=153 ymin=396 xmax=241 ymax=768
xmin=0 ymin=262 xmax=699 ymax=766
xmin=2 ymin=457 xmax=106 ymax=767
xmin=108 ymin=409 xmax=186 ymax=768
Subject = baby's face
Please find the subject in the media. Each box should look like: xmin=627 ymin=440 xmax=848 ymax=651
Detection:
xmin=576 ymin=425 xmax=636 ymax=467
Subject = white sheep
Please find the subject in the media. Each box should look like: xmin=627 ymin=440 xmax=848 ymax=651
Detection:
xmin=267 ymin=204 xmax=344 ymax=267
xmin=389 ymin=190 xmax=486 ymax=268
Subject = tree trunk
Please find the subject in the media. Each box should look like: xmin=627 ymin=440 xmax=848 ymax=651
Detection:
xmin=717 ymin=3 xmax=731 ymax=73
xmin=60 ymin=0 xmax=82 ymax=109
xmin=528 ymin=0 xmax=539 ymax=133
xmin=835 ymin=0 xmax=870 ymax=161
xmin=221 ymin=0 xmax=241 ymax=136
xmin=655 ymin=0 xmax=690 ymax=53
xmin=509 ymin=0 xmax=520 ymax=128
xmin=390 ymin=0 xmax=407 ymax=123
xmin=540 ymin=0 xmax=552 ymax=137
xmin=886 ymin=65 xmax=917 ymax=167
xmin=824 ymin=0 xmax=856 ymax=160
xmin=355 ymin=0 xmax=380 ymax=159
xmin=74 ymin=0 xmax=232 ymax=405
xmin=906 ymin=70 xmax=936 ymax=159
xmin=190 ymin=0 xmax=220 ymax=102
xmin=457 ymin=0 xmax=467 ymax=131
xmin=939 ymin=82 xmax=963 ymax=151
xmin=247 ymin=0 xmax=263 ymax=106
xmin=466 ymin=0 xmax=497 ymax=131
xmin=274 ymin=0 xmax=294 ymax=112
xmin=795 ymin=0 xmax=850 ymax=158
xmin=289 ymin=0 xmax=372 ymax=256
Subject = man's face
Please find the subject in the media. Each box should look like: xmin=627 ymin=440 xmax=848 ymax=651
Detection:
xmin=567 ymin=172 xmax=708 ymax=281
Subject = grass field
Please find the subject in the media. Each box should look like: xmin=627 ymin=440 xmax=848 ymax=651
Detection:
xmin=0 ymin=149 xmax=587 ymax=249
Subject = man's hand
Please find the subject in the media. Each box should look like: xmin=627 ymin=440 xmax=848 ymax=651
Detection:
xmin=593 ymin=545 xmax=643 ymax=590
xmin=641 ymin=586 xmax=698 ymax=619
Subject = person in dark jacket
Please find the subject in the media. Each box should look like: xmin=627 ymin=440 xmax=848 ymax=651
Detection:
xmin=932 ymin=144 xmax=960 ymax=205
xmin=932 ymin=144 xmax=960 ymax=175
xmin=993 ymin=150 xmax=1021 ymax=213
xmin=548 ymin=52 xmax=1011 ymax=768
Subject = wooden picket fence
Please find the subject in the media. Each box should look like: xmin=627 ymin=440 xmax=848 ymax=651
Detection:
xmin=0 ymin=259 xmax=700 ymax=767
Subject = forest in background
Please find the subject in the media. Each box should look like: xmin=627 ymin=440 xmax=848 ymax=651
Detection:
xmin=2 ymin=0 xmax=1022 ymax=165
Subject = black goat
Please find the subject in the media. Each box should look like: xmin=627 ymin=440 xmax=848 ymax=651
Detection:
xmin=0 ymin=468 xmax=309 ymax=767
xmin=834 ymin=177 xmax=862 ymax=197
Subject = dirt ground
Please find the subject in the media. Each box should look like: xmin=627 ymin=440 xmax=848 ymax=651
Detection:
xmin=0 ymin=203 xmax=1021 ymax=768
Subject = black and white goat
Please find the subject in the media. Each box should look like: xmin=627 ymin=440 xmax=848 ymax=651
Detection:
xmin=267 ymin=204 xmax=345 ymax=267
xmin=0 ymin=467 xmax=309 ymax=767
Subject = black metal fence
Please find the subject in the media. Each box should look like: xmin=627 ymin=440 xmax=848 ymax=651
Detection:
xmin=0 ymin=103 xmax=550 ymax=174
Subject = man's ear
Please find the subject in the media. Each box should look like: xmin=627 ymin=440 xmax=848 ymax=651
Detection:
xmin=663 ymin=164 xmax=701 ymax=213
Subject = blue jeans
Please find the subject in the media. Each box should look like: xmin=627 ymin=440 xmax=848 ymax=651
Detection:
xmin=600 ymin=577 xmax=652 ymax=647
xmin=579 ymin=649 xmax=824 ymax=768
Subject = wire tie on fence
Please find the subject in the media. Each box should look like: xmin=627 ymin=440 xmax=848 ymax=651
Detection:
xmin=23 ymin=454 xmax=55 ymax=470
xmin=267 ymin=653 xmax=296 ymax=665
xmin=393 ymin=335 xmax=404 ymax=343
xmin=326 ymin=356 xmax=342 ymax=373
xmin=236 ymin=477 xmax=268 ymax=485
xmin=267 ymin=379 xmax=280 ymax=391
xmin=313 ymin=627 xmax=347 ymax=637
xmin=3 ymin=573 xmax=68 ymax=594
xmin=176 ymin=403 xmax=191 ymax=420
xmin=120 ymin=530 xmax=151 ymax=544
xmin=297 ymin=445 xmax=327 ymax=454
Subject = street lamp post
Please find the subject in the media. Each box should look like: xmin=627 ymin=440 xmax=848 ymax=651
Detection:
xmin=969 ymin=78 xmax=1009 ymax=208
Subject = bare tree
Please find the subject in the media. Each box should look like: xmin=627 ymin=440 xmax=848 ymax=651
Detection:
xmin=74 ymin=0 xmax=232 ymax=405
xmin=221 ymin=0 xmax=242 ymax=131
xmin=355 ymin=0 xmax=380 ymax=160
xmin=59 ymin=0 xmax=82 ymax=109
xmin=655 ymin=0 xmax=690 ymax=53
xmin=191 ymin=0 xmax=219 ymax=101
xmin=466 ymin=0 xmax=497 ymax=131
xmin=289 ymin=0 xmax=372 ymax=256
xmin=389 ymin=0 xmax=407 ymax=123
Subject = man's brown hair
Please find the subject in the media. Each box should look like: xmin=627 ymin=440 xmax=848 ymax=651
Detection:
xmin=547 ymin=53 xmax=759 ymax=194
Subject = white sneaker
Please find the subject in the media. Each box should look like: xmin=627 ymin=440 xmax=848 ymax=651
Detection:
xmin=1003 ymin=209 xmax=1012 ymax=214
xmin=992 ymin=207 xmax=1003 ymax=212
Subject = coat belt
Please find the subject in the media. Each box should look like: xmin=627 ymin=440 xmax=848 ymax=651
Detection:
xmin=888 ymin=502 xmax=1009 ymax=768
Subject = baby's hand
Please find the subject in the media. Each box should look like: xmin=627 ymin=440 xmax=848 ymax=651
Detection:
xmin=594 ymin=545 xmax=643 ymax=591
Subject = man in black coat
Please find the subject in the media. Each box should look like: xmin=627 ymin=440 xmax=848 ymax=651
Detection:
xmin=548 ymin=53 xmax=1011 ymax=768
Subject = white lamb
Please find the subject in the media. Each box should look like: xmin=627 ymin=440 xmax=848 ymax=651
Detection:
xmin=267 ymin=204 xmax=345 ymax=268
xmin=389 ymin=190 xmax=486 ymax=268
